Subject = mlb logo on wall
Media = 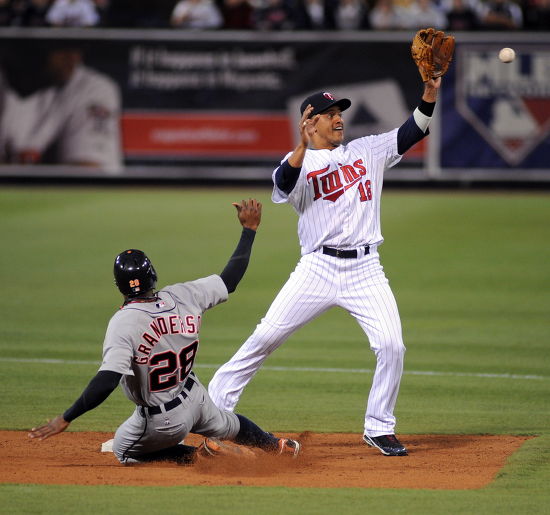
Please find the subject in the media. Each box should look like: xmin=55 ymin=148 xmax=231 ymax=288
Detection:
xmin=456 ymin=45 xmax=550 ymax=166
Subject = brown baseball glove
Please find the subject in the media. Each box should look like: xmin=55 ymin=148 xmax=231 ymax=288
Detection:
xmin=411 ymin=28 xmax=455 ymax=82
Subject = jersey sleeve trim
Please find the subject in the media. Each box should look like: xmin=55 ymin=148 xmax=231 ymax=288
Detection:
xmin=274 ymin=159 xmax=301 ymax=194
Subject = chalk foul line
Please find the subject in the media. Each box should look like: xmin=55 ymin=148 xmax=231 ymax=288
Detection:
xmin=0 ymin=357 xmax=547 ymax=381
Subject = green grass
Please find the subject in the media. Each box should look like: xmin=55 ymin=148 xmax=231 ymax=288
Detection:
xmin=0 ymin=186 xmax=549 ymax=514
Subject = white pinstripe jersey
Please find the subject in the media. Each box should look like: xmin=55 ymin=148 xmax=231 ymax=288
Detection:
xmin=272 ymin=129 xmax=401 ymax=255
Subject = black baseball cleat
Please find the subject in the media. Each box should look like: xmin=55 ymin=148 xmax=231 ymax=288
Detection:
xmin=363 ymin=434 xmax=408 ymax=456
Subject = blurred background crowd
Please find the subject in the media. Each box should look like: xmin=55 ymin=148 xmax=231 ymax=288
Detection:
xmin=0 ymin=0 xmax=548 ymax=31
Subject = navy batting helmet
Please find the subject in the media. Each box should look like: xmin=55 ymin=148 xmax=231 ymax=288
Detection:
xmin=114 ymin=249 xmax=157 ymax=297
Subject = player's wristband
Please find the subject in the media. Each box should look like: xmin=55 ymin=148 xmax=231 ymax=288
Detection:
xmin=413 ymin=108 xmax=431 ymax=133
xmin=418 ymin=100 xmax=435 ymax=117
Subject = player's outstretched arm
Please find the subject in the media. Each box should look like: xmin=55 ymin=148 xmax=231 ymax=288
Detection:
xmin=220 ymin=199 xmax=262 ymax=294
xmin=28 ymin=370 xmax=122 ymax=441
xmin=396 ymin=77 xmax=443 ymax=155
xmin=275 ymin=105 xmax=319 ymax=194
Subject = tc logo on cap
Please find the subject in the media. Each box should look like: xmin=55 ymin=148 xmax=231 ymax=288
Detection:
xmin=323 ymin=92 xmax=335 ymax=100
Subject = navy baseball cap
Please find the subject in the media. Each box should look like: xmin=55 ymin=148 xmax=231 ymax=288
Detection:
xmin=300 ymin=91 xmax=351 ymax=117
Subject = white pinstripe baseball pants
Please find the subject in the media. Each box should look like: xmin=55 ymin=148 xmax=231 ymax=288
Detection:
xmin=208 ymin=246 xmax=406 ymax=436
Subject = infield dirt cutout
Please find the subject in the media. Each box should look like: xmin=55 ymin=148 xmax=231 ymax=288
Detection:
xmin=1 ymin=431 xmax=530 ymax=489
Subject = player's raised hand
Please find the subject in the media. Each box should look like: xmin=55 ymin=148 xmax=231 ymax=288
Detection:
xmin=232 ymin=198 xmax=262 ymax=231
xmin=28 ymin=415 xmax=70 ymax=441
xmin=287 ymin=105 xmax=318 ymax=169
xmin=299 ymin=105 xmax=318 ymax=145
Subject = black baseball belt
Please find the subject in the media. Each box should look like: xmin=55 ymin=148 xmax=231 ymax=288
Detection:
xmin=142 ymin=373 xmax=196 ymax=416
xmin=322 ymin=245 xmax=370 ymax=259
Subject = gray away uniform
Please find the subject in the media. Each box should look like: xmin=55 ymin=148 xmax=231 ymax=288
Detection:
xmin=100 ymin=276 xmax=240 ymax=463
xmin=50 ymin=224 xmax=300 ymax=462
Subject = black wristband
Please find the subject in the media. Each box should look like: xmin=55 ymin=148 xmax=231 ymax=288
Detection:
xmin=418 ymin=100 xmax=435 ymax=117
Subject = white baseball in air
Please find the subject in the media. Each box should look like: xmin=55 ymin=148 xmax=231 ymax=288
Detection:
xmin=498 ymin=47 xmax=516 ymax=63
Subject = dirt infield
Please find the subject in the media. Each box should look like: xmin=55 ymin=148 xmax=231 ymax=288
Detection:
xmin=1 ymin=431 xmax=530 ymax=489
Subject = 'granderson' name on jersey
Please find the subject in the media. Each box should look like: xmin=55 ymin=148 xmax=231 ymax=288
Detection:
xmin=134 ymin=314 xmax=202 ymax=364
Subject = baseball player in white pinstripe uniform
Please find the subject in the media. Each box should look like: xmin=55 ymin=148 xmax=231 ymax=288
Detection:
xmin=208 ymin=77 xmax=442 ymax=456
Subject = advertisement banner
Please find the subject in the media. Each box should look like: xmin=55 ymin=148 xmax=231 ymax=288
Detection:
xmin=442 ymin=40 xmax=550 ymax=170
xmin=1 ymin=30 xmax=548 ymax=180
xmin=0 ymin=32 xmax=423 ymax=175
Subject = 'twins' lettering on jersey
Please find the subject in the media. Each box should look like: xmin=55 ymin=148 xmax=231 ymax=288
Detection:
xmin=307 ymin=158 xmax=372 ymax=203
xmin=272 ymin=129 xmax=401 ymax=255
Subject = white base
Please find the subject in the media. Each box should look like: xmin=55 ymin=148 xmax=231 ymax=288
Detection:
xmin=101 ymin=439 xmax=114 ymax=453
